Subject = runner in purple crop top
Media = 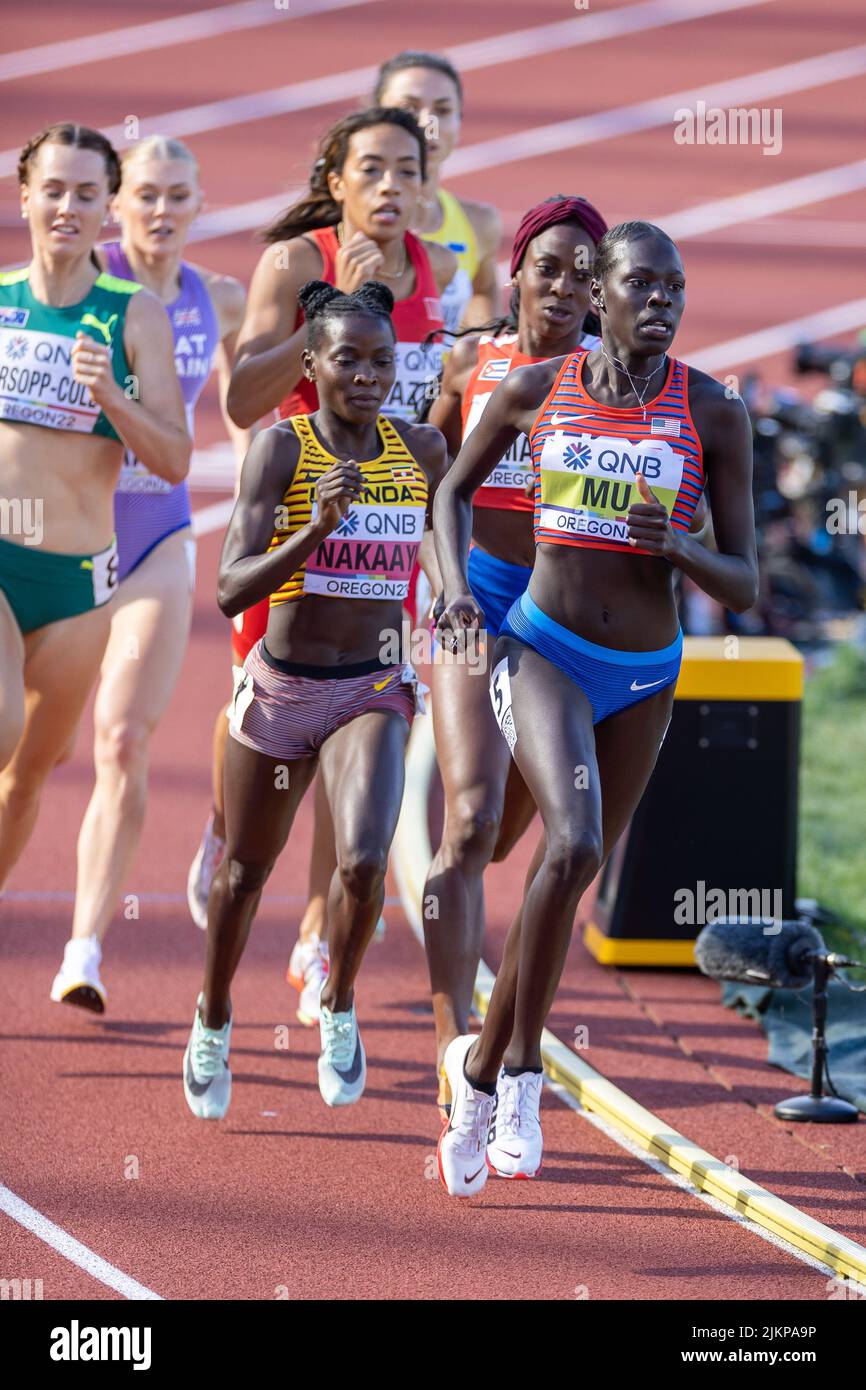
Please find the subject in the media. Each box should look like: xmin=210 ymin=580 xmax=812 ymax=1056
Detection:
xmin=50 ymin=137 xmax=251 ymax=1015
xmin=103 ymin=239 xmax=218 ymax=580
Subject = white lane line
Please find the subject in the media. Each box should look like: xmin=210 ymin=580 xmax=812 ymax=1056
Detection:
xmin=657 ymin=157 xmax=866 ymax=239
xmin=546 ymin=1081 xmax=839 ymax=1284
xmin=445 ymin=42 xmax=866 ymax=178
xmin=187 ymin=193 xmax=301 ymax=244
xmin=686 ymin=296 xmax=866 ymax=372
xmin=0 ymin=0 xmax=778 ymax=176
xmin=0 ymin=0 xmax=383 ymax=84
xmin=191 ymin=497 xmax=234 ymax=536
xmin=701 ymin=219 xmax=866 ymax=247
xmin=173 ymin=105 xmax=866 ymax=254
xmin=0 ymin=1184 xmax=163 ymax=1300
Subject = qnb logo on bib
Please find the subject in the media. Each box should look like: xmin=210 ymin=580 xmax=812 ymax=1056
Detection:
xmin=305 ymin=501 xmax=425 ymax=598
xmin=0 ymin=327 xmax=99 ymax=432
xmin=538 ymin=431 xmax=684 ymax=544
xmin=382 ymin=341 xmax=444 ymax=419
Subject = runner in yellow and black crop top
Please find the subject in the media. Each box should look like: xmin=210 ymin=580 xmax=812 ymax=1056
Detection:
xmin=0 ymin=123 xmax=189 ymax=910
xmin=182 ymin=279 xmax=446 ymax=1123
xmin=433 ymin=221 xmax=758 ymax=1199
xmin=374 ymin=51 xmax=501 ymax=332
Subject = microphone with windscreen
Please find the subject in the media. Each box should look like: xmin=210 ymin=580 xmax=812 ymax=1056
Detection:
xmin=694 ymin=917 xmax=826 ymax=989
xmin=694 ymin=916 xmax=864 ymax=1124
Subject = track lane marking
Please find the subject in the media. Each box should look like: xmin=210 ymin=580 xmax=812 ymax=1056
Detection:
xmin=445 ymin=42 xmax=866 ymax=177
xmin=0 ymin=0 xmax=384 ymax=84
xmin=0 ymin=1184 xmax=163 ymax=1300
xmin=686 ymin=296 xmax=866 ymax=372
xmin=656 ymin=157 xmax=866 ymax=239
xmin=0 ymin=0 xmax=780 ymax=176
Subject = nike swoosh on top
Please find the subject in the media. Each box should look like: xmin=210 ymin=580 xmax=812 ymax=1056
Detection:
xmin=550 ymin=411 xmax=589 ymax=427
xmin=373 ymin=673 xmax=396 ymax=692
xmin=630 ymin=678 xmax=666 ymax=691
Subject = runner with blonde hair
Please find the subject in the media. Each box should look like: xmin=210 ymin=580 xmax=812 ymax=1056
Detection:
xmin=50 ymin=134 xmax=250 ymax=1011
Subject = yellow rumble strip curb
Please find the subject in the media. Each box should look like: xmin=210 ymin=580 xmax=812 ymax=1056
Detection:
xmin=393 ymin=713 xmax=866 ymax=1285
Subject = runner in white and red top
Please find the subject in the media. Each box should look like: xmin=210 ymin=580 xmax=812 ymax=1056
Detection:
xmin=186 ymin=108 xmax=454 ymax=1027
xmin=422 ymin=196 xmax=608 ymax=1117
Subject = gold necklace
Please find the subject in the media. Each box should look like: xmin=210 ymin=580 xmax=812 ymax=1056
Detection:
xmin=337 ymin=221 xmax=407 ymax=279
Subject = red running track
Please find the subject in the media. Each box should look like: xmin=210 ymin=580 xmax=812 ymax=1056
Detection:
xmin=0 ymin=522 xmax=846 ymax=1301
xmin=1 ymin=0 xmax=864 ymax=1299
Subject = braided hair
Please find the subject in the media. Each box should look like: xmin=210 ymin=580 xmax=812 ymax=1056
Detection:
xmin=298 ymin=279 xmax=396 ymax=350
xmin=260 ymin=107 xmax=427 ymax=244
xmin=18 ymin=122 xmax=121 ymax=193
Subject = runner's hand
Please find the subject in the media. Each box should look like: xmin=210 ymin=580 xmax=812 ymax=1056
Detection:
xmin=72 ymin=332 xmax=119 ymax=409
xmin=315 ymin=461 xmax=363 ymax=533
xmin=436 ymin=592 xmax=485 ymax=653
xmin=628 ymin=474 xmax=679 ymax=558
xmin=334 ymin=230 xmax=386 ymax=293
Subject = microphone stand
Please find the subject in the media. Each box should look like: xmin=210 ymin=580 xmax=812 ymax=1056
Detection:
xmin=774 ymin=954 xmax=860 ymax=1123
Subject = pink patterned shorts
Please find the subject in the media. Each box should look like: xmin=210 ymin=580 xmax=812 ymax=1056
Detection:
xmin=228 ymin=639 xmax=418 ymax=761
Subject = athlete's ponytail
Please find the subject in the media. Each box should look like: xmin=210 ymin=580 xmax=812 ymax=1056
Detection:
xmin=260 ymin=107 xmax=427 ymax=244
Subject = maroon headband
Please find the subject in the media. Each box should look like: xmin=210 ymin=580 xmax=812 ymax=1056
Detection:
xmin=509 ymin=196 xmax=608 ymax=278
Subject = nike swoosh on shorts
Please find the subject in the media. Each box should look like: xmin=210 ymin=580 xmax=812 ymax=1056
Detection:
xmin=373 ymin=673 xmax=396 ymax=692
xmin=630 ymin=678 xmax=666 ymax=692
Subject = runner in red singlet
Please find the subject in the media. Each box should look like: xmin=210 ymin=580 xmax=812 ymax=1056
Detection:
xmin=187 ymin=109 xmax=453 ymax=1021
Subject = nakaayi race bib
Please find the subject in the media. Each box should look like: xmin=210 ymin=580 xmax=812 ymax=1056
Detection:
xmin=304 ymin=501 xmax=425 ymax=600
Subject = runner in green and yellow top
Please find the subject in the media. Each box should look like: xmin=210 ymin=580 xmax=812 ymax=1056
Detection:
xmin=374 ymin=51 xmax=502 ymax=334
xmin=0 ymin=124 xmax=190 ymax=972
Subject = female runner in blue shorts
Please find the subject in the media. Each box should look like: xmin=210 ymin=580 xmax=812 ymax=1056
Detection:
xmin=434 ymin=221 xmax=758 ymax=1197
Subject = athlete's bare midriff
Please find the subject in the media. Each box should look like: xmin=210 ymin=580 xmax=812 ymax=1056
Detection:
xmin=264 ymin=593 xmax=406 ymax=667
xmin=530 ymin=543 xmax=680 ymax=651
xmin=471 ymin=506 xmax=535 ymax=569
xmin=0 ymin=421 xmax=122 ymax=552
